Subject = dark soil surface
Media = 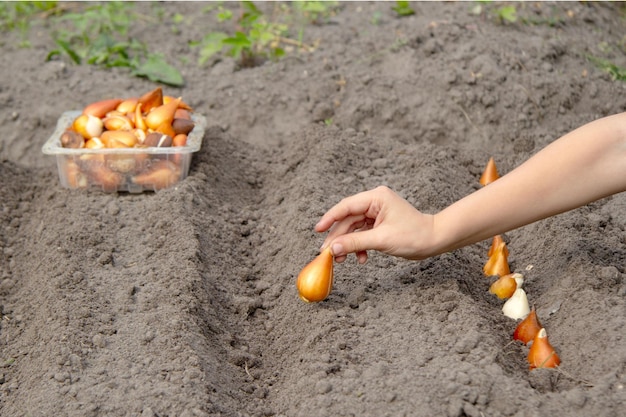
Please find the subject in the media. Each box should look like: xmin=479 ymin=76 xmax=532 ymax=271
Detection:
xmin=1 ymin=2 xmax=625 ymax=416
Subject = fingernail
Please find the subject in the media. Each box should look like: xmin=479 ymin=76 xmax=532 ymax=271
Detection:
xmin=331 ymin=243 xmax=344 ymax=256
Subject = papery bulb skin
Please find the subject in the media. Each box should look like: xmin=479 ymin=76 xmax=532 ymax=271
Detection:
xmin=138 ymin=87 xmax=164 ymax=113
xmin=72 ymin=114 xmax=103 ymax=140
xmin=479 ymin=157 xmax=500 ymax=186
xmin=488 ymin=235 xmax=508 ymax=258
xmin=513 ymin=306 xmax=542 ymax=344
xmin=489 ymin=273 xmax=519 ymax=299
xmin=297 ymin=247 xmax=334 ymax=303
xmin=528 ymin=328 xmax=561 ymax=369
xmin=502 ymin=288 xmax=530 ymax=320
xmin=483 ymin=242 xmax=510 ymax=277
xmin=165 ymin=95 xmax=193 ymax=111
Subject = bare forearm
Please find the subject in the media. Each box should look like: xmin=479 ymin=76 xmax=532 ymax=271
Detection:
xmin=432 ymin=112 xmax=626 ymax=255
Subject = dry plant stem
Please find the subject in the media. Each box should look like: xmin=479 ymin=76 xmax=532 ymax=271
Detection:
xmin=455 ymin=102 xmax=488 ymax=143
xmin=553 ymin=367 xmax=594 ymax=387
xmin=39 ymin=3 xmax=79 ymax=18
xmin=244 ymin=362 xmax=254 ymax=380
xmin=277 ymin=36 xmax=315 ymax=52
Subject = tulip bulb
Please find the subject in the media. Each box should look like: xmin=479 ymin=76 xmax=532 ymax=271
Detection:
xmin=103 ymin=114 xmax=134 ymax=131
xmin=488 ymin=235 xmax=508 ymax=258
xmin=172 ymin=133 xmax=188 ymax=147
xmin=296 ymin=247 xmax=334 ymax=303
xmin=132 ymin=160 xmax=180 ymax=190
xmin=65 ymin=161 xmax=88 ymax=188
xmin=145 ymin=98 xmax=180 ymax=131
xmin=116 ymin=97 xmax=139 ymax=114
xmin=528 ymin=328 xmax=560 ymax=369
xmin=83 ymin=98 xmax=123 ymax=118
xmin=502 ymin=286 xmax=530 ymax=320
xmin=88 ymin=165 xmax=122 ymax=192
xmin=483 ymin=241 xmax=510 ymax=277
xmin=164 ymin=95 xmax=193 ymax=111
xmin=479 ymin=156 xmax=500 ymax=186
xmin=135 ymin=103 xmax=148 ymax=132
xmin=60 ymin=130 xmax=85 ymax=149
xmin=155 ymin=121 xmax=176 ymax=138
xmin=489 ymin=272 xmax=522 ymax=299
xmin=85 ymin=137 xmax=105 ymax=149
xmin=72 ymin=114 xmax=103 ymax=140
xmin=513 ymin=306 xmax=542 ymax=345
xmin=138 ymin=87 xmax=163 ymax=113
xmin=101 ymin=130 xmax=138 ymax=148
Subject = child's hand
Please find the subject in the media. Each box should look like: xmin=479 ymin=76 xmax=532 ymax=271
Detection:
xmin=315 ymin=186 xmax=436 ymax=263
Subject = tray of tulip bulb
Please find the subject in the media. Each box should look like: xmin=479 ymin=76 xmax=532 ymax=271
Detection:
xmin=42 ymin=87 xmax=206 ymax=193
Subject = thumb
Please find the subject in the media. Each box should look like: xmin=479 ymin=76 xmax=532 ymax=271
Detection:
xmin=329 ymin=230 xmax=381 ymax=258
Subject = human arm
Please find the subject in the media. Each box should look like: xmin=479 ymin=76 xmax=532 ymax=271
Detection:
xmin=316 ymin=112 xmax=626 ymax=263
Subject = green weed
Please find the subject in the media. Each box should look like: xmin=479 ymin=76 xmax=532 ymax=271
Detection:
xmin=494 ymin=4 xmax=517 ymax=24
xmin=587 ymin=56 xmax=626 ymax=82
xmin=392 ymin=1 xmax=415 ymax=17
xmin=0 ymin=1 xmax=60 ymax=47
xmin=47 ymin=2 xmax=184 ymax=86
xmin=194 ymin=1 xmax=326 ymax=68
xmin=291 ymin=1 xmax=338 ymax=25
xmin=194 ymin=2 xmax=286 ymax=67
xmin=471 ymin=1 xmax=517 ymax=25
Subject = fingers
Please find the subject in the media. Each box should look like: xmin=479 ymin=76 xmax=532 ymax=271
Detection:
xmin=320 ymin=214 xmax=372 ymax=249
xmin=315 ymin=186 xmax=407 ymax=262
xmin=328 ymin=228 xmax=386 ymax=259
xmin=314 ymin=187 xmax=385 ymax=232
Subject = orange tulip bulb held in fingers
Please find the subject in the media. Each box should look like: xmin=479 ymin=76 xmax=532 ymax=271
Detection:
xmin=297 ymin=247 xmax=334 ymax=303
xmin=513 ymin=306 xmax=542 ymax=345
xmin=479 ymin=157 xmax=500 ymax=186
xmin=528 ymin=328 xmax=561 ymax=370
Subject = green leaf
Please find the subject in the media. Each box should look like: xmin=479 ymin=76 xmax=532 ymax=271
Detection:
xmin=53 ymin=38 xmax=81 ymax=64
xmin=217 ymin=8 xmax=233 ymax=22
xmin=172 ymin=13 xmax=184 ymax=24
xmin=587 ymin=56 xmax=626 ymax=82
xmin=497 ymin=5 xmax=517 ymax=23
xmin=198 ymin=32 xmax=228 ymax=64
xmin=240 ymin=1 xmax=262 ymax=28
xmin=271 ymin=47 xmax=285 ymax=59
xmin=132 ymin=54 xmax=185 ymax=87
xmin=223 ymin=31 xmax=252 ymax=48
xmin=392 ymin=1 xmax=415 ymax=17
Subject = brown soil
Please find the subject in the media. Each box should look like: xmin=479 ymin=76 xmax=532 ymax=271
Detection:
xmin=1 ymin=2 xmax=625 ymax=416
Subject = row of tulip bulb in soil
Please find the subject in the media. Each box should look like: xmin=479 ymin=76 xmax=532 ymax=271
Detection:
xmin=294 ymin=159 xmax=561 ymax=370
xmin=480 ymin=158 xmax=561 ymax=370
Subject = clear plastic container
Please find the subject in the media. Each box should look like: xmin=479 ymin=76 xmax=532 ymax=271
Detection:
xmin=42 ymin=111 xmax=206 ymax=193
